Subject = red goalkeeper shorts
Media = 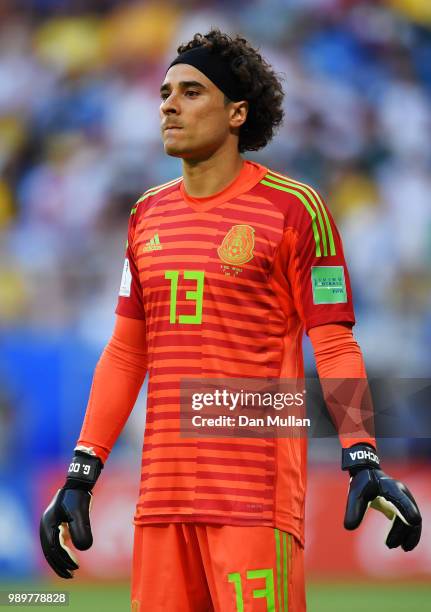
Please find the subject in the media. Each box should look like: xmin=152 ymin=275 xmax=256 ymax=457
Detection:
xmin=131 ymin=523 xmax=305 ymax=611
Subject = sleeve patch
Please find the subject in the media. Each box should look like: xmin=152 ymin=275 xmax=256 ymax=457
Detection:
xmin=311 ymin=266 xmax=347 ymax=304
xmin=119 ymin=258 xmax=132 ymax=297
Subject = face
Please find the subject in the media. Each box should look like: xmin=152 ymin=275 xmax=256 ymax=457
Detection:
xmin=160 ymin=64 xmax=247 ymax=160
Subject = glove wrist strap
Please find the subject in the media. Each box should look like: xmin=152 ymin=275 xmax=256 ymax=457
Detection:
xmin=342 ymin=443 xmax=380 ymax=473
xmin=65 ymin=451 xmax=103 ymax=491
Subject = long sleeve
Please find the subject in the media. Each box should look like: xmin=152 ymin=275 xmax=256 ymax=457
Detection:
xmin=76 ymin=314 xmax=148 ymax=463
xmin=309 ymin=323 xmax=376 ymax=449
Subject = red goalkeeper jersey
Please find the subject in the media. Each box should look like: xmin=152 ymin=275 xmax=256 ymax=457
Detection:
xmin=115 ymin=160 xmax=355 ymax=544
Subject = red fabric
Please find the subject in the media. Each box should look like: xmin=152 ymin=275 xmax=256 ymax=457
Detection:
xmin=270 ymin=225 xmax=355 ymax=335
xmin=77 ymin=315 xmax=147 ymax=463
xmin=86 ymin=163 xmax=361 ymax=541
xmin=131 ymin=524 xmax=305 ymax=612
xmin=309 ymin=323 xmax=376 ymax=449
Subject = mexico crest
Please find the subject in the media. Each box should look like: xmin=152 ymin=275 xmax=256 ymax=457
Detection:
xmin=217 ymin=224 xmax=255 ymax=265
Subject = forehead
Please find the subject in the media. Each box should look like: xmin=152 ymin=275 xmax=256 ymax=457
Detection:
xmin=162 ymin=63 xmax=215 ymax=90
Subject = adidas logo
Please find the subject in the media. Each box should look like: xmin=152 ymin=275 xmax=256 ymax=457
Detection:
xmin=144 ymin=233 xmax=162 ymax=252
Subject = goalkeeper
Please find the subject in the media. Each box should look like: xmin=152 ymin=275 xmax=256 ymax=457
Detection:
xmin=40 ymin=29 xmax=421 ymax=611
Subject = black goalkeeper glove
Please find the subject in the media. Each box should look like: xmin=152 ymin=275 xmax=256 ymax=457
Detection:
xmin=342 ymin=443 xmax=422 ymax=552
xmin=40 ymin=450 xmax=103 ymax=578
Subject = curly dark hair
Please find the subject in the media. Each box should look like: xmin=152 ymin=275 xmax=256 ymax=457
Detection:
xmin=176 ymin=29 xmax=284 ymax=153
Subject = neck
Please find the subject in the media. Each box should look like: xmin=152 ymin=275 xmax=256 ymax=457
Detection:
xmin=181 ymin=145 xmax=244 ymax=198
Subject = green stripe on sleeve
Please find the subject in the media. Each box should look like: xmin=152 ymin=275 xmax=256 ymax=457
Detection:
xmin=131 ymin=178 xmax=181 ymax=215
xmin=266 ymin=172 xmax=328 ymax=256
xmin=268 ymin=171 xmax=336 ymax=256
xmin=261 ymin=178 xmax=322 ymax=257
xmin=315 ymin=192 xmax=336 ymax=256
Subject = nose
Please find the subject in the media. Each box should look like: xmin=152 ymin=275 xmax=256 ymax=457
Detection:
xmin=160 ymin=92 xmax=180 ymax=116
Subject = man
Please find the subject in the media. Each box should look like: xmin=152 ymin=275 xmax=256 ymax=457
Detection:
xmin=40 ymin=30 xmax=421 ymax=611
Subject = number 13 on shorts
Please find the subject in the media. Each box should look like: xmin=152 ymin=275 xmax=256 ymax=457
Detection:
xmin=227 ymin=530 xmax=291 ymax=612
xmin=228 ymin=569 xmax=276 ymax=611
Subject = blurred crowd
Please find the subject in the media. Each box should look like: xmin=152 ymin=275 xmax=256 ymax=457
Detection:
xmin=1 ymin=0 xmax=431 ymax=372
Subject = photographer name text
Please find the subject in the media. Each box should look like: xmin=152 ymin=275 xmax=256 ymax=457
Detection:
xmin=191 ymin=414 xmax=311 ymax=428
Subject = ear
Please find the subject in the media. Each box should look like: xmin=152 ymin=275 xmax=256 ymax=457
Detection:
xmin=229 ymin=100 xmax=248 ymax=129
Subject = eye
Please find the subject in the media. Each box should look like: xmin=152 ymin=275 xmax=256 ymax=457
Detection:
xmin=160 ymin=92 xmax=169 ymax=101
xmin=185 ymin=90 xmax=199 ymax=98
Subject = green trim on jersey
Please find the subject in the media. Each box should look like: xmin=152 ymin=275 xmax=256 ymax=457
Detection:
xmin=268 ymin=170 xmax=336 ymax=256
xmin=130 ymin=177 xmax=182 ymax=215
xmin=261 ymin=177 xmax=322 ymax=256
xmin=267 ymin=172 xmax=327 ymax=256
xmin=261 ymin=172 xmax=337 ymax=257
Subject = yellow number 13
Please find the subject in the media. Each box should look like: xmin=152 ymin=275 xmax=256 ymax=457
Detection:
xmin=164 ymin=270 xmax=205 ymax=325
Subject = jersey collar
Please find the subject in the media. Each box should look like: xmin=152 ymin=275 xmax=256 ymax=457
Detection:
xmin=179 ymin=160 xmax=268 ymax=212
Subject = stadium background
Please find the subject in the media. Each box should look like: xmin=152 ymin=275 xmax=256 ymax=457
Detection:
xmin=0 ymin=0 xmax=430 ymax=609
